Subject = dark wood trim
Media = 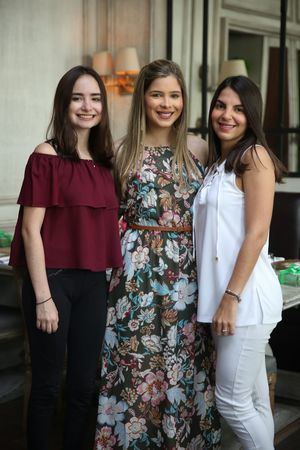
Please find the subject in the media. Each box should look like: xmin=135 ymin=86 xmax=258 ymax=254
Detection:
xmin=166 ymin=0 xmax=173 ymax=60
xmin=278 ymin=0 xmax=288 ymax=162
xmin=201 ymin=0 xmax=209 ymax=139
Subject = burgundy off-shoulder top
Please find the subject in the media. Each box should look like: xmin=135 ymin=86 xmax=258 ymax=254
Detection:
xmin=9 ymin=152 xmax=122 ymax=271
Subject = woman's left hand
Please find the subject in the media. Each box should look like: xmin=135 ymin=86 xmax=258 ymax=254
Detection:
xmin=212 ymin=294 xmax=238 ymax=336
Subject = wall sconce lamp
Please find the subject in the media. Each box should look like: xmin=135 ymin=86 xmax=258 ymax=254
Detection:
xmin=92 ymin=50 xmax=113 ymax=83
xmin=199 ymin=59 xmax=248 ymax=94
xmin=115 ymin=47 xmax=140 ymax=94
xmin=218 ymin=59 xmax=248 ymax=83
xmin=92 ymin=47 xmax=140 ymax=94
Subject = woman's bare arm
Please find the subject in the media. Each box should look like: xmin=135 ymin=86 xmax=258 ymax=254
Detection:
xmin=187 ymin=133 xmax=208 ymax=166
xmin=212 ymin=147 xmax=276 ymax=335
xmin=22 ymin=206 xmax=59 ymax=334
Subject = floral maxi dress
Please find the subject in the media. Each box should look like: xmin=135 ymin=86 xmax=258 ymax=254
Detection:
xmin=94 ymin=146 xmax=221 ymax=449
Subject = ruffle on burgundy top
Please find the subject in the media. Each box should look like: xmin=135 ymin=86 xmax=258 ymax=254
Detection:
xmin=9 ymin=153 xmax=122 ymax=271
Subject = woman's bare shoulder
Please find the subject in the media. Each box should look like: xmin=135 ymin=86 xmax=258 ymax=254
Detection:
xmin=243 ymin=145 xmax=273 ymax=170
xmin=187 ymin=133 xmax=208 ymax=165
xmin=34 ymin=142 xmax=57 ymax=155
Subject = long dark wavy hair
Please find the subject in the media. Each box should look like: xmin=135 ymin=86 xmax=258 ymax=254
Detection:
xmin=208 ymin=75 xmax=285 ymax=182
xmin=46 ymin=65 xmax=113 ymax=168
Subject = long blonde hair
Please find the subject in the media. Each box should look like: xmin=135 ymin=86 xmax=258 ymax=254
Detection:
xmin=115 ymin=59 xmax=202 ymax=196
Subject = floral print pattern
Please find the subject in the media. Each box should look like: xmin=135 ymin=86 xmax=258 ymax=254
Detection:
xmin=94 ymin=146 xmax=221 ymax=449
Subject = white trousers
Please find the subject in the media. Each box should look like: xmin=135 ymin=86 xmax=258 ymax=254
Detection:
xmin=213 ymin=323 xmax=277 ymax=450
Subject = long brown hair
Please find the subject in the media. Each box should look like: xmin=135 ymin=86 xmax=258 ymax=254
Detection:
xmin=116 ymin=59 xmax=202 ymax=195
xmin=208 ymin=75 xmax=285 ymax=182
xmin=47 ymin=65 xmax=113 ymax=168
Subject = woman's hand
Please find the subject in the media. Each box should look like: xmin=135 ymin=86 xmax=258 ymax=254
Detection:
xmin=212 ymin=294 xmax=238 ymax=336
xmin=36 ymin=298 xmax=59 ymax=334
xmin=22 ymin=205 xmax=59 ymax=334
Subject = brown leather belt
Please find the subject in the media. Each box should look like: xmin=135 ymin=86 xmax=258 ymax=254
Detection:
xmin=129 ymin=223 xmax=192 ymax=233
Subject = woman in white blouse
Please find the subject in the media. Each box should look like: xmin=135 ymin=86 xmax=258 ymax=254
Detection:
xmin=194 ymin=75 xmax=285 ymax=450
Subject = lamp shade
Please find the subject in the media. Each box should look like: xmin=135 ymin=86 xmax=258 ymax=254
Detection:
xmin=92 ymin=51 xmax=113 ymax=76
xmin=115 ymin=47 xmax=140 ymax=75
xmin=218 ymin=59 xmax=248 ymax=83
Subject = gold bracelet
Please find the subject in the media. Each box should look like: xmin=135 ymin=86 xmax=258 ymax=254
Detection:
xmin=225 ymin=289 xmax=242 ymax=303
xmin=36 ymin=296 xmax=52 ymax=305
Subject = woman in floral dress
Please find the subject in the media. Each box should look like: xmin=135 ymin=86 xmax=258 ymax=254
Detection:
xmin=94 ymin=59 xmax=221 ymax=449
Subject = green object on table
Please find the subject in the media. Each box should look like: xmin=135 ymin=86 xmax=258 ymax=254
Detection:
xmin=279 ymin=263 xmax=300 ymax=286
xmin=0 ymin=230 xmax=12 ymax=248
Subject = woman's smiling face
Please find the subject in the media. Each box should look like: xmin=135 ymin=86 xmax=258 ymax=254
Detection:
xmin=68 ymin=74 xmax=102 ymax=132
xmin=144 ymin=75 xmax=183 ymax=131
xmin=211 ymin=87 xmax=248 ymax=152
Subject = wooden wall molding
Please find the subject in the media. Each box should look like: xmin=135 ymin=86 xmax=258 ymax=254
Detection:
xmin=0 ymin=196 xmax=17 ymax=206
xmin=82 ymin=0 xmax=98 ymax=65
xmin=221 ymin=0 xmax=292 ymax=21
xmin=149 ymin=0 xmax=167 ymax=60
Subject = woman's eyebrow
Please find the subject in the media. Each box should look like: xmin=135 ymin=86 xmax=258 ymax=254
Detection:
xmin=148 ymin=89 xmax=181 ymax=94
xmin=72 ymin=92 xmax=101 ymax=96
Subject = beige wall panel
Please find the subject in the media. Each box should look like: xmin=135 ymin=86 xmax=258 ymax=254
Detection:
xmin=94 ymin=0 xmax=166 ymax=140
xmin=110 ymin=0 xmax=151 ymax=68
xmin=0 ymin=0 xmax=84 ymax=230
xmin=108 ymin=0 xmax=150 ymax=139
xmin=149 ymin=0 xmax=167 ymax=60
xmin=0 ymin=0 xmax=167 ymax=230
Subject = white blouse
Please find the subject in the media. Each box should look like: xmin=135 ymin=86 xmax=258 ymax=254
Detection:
xmin=194 ymin=160 xmax=283 ymax=326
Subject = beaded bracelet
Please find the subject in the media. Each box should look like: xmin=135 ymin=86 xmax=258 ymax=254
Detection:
xmin=36 ymin=296 xmax=52 ymax=305
xmin=225 ymin=289 xmax=242 ymax=303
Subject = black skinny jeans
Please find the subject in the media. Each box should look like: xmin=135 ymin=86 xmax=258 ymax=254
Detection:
xmin=22 ymin=268 xmax=107 ymax=450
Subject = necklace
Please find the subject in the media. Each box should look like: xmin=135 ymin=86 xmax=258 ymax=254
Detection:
xmin=78 ymin=150 xmax=96 ymax=167
xmin=81 ymin=157 xmax=96 ymax=168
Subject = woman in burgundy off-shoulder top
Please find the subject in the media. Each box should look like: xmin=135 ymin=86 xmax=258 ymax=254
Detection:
xmin=9 ymin=66 xmax=122 ymax=450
